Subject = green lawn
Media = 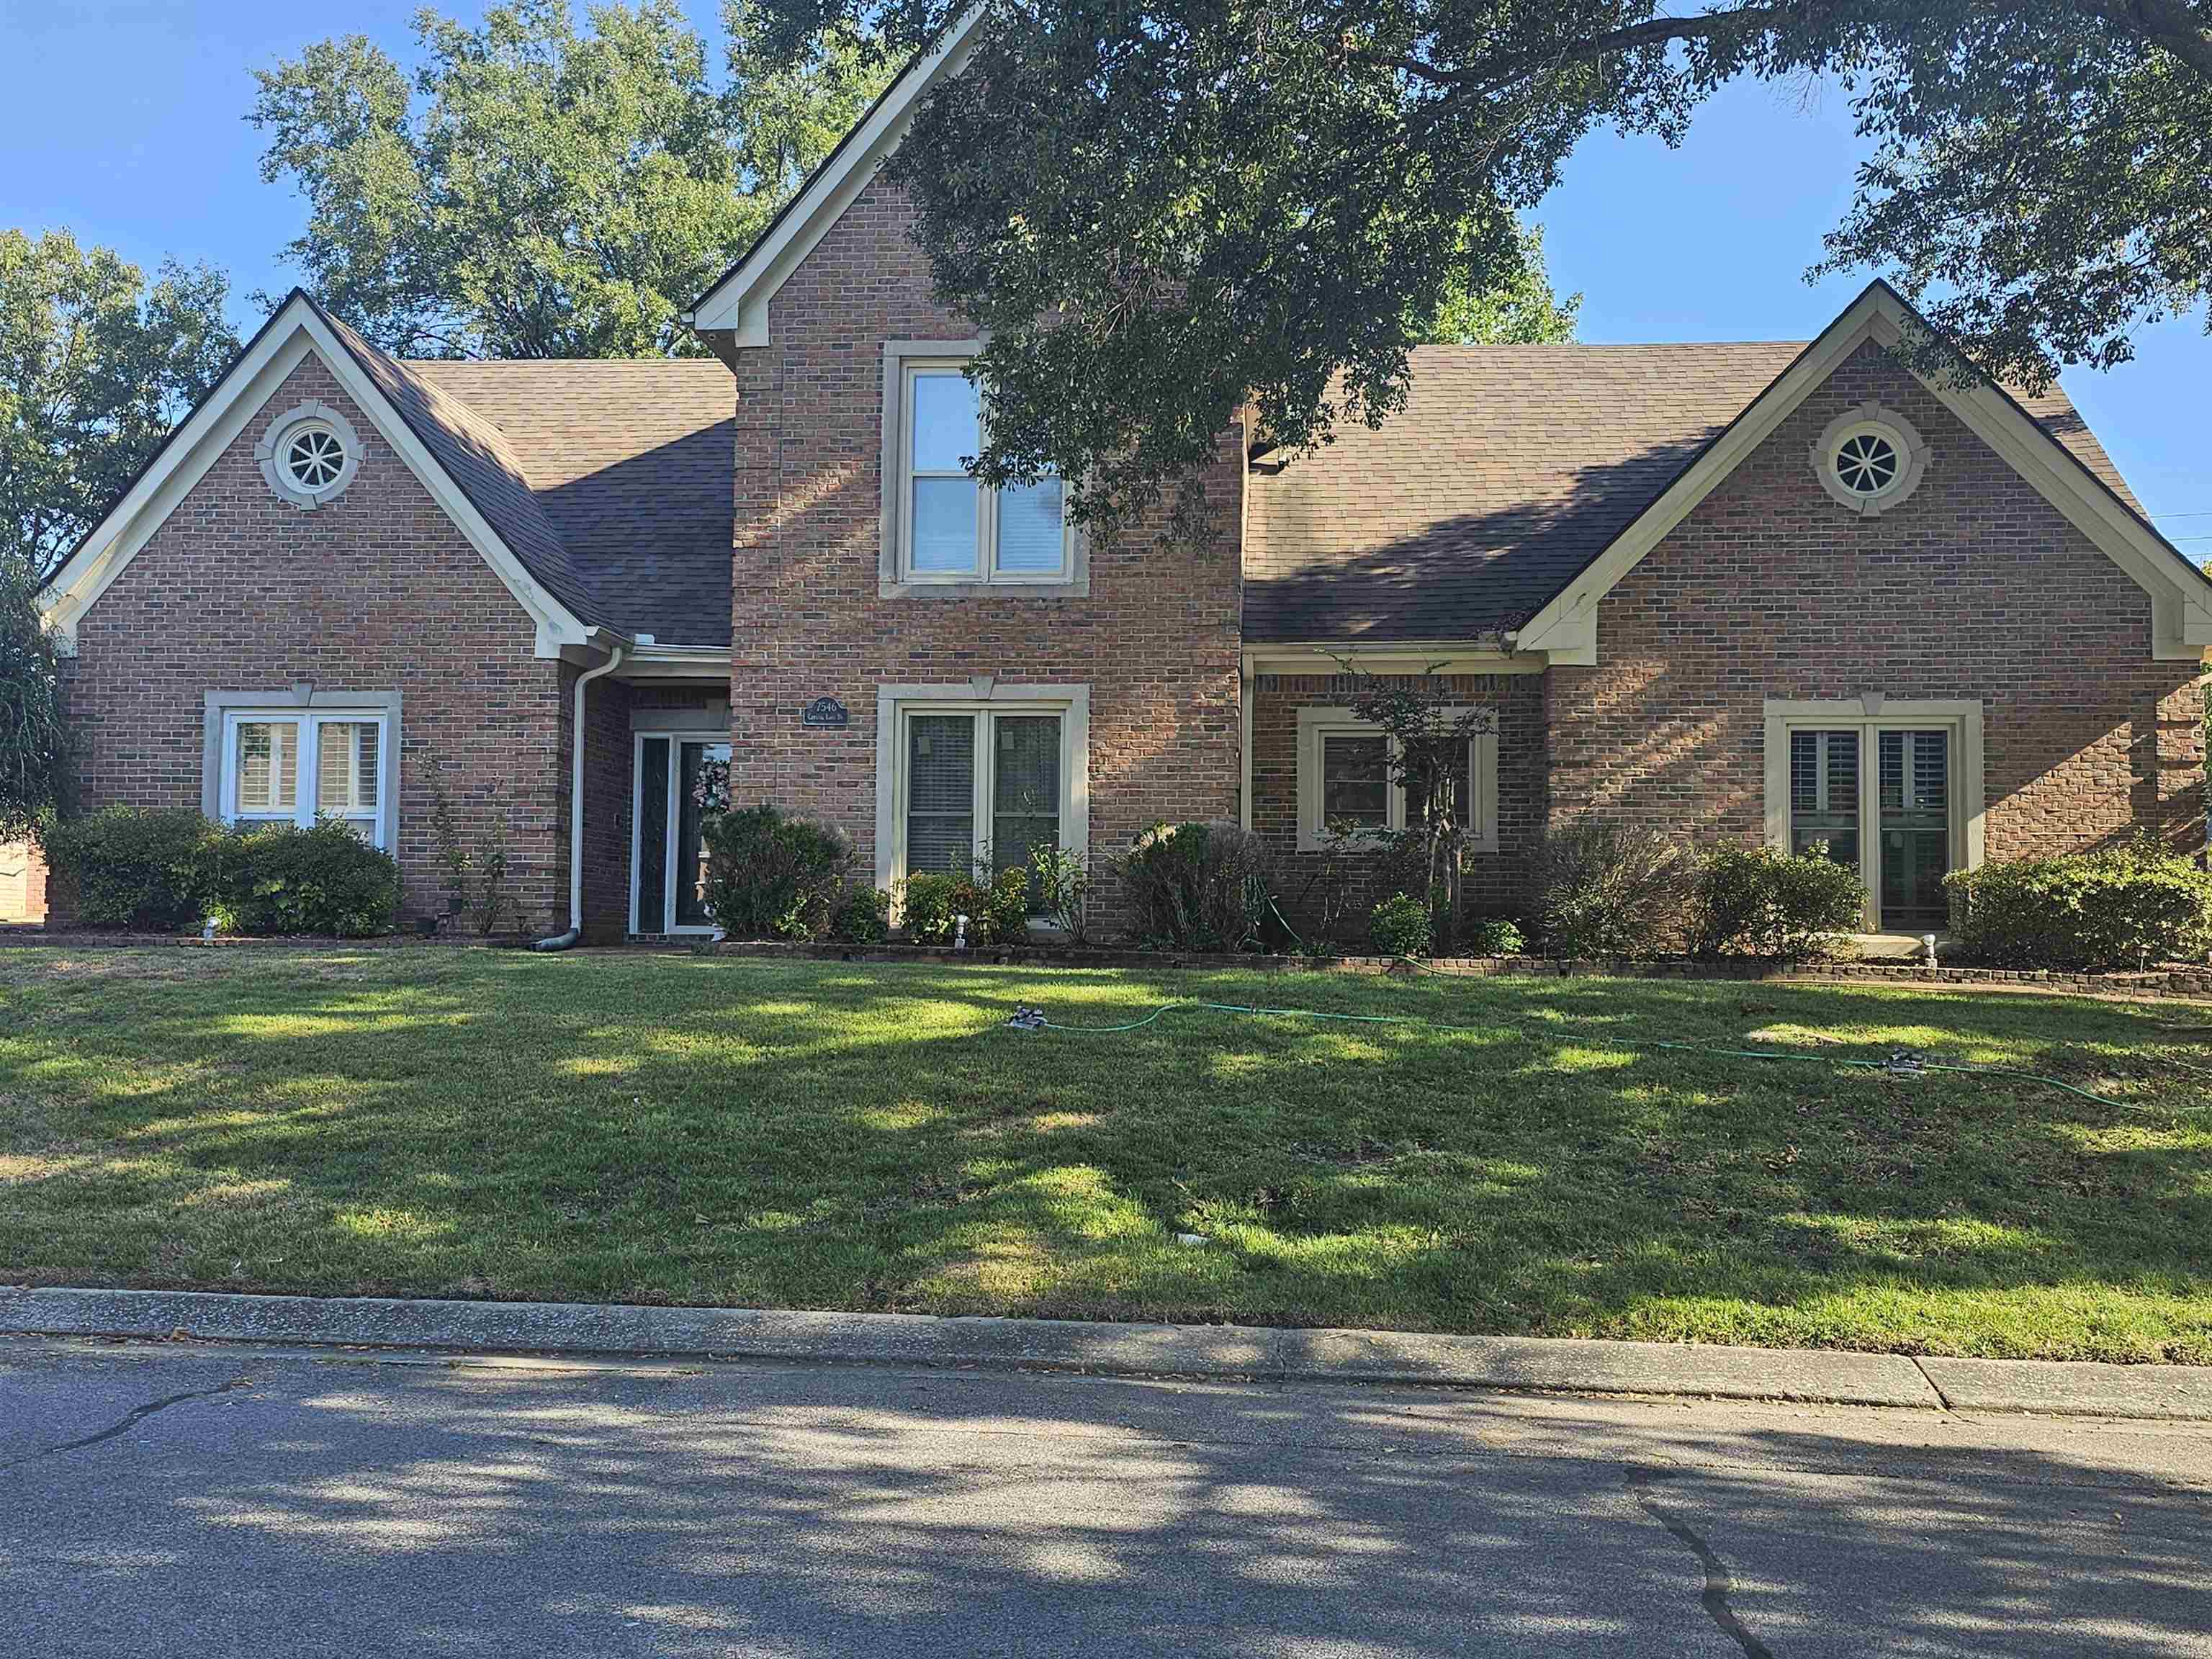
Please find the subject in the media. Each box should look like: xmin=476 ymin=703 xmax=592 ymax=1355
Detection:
xmin=2 ymin=945 xmax=2209 ymax=1361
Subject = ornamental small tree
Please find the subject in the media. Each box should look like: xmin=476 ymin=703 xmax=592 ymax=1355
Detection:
xmin=0 ymin=555 xmax=66 ymax=842
xmin=1333 ymin=660 xmax=1494 ymax=953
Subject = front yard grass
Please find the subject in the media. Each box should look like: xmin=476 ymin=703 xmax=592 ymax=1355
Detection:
xmin=3 ymin=945 xmax=2210 ymax=1362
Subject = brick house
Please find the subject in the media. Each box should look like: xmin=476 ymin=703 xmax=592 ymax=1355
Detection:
xmin=35 ymin=17 xmax=2211 ymax=943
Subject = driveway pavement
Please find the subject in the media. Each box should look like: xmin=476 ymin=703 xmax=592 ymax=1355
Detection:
xmin=5 ymin=1337 xmax=2211 ymax=1656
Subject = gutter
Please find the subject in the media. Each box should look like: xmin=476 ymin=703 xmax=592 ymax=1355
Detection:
xmin=533 ymin=634 xmax=630 ymax=952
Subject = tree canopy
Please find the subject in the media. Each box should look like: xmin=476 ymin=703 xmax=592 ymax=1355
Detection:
xmin=252 ymin=0 xmax=891 ymax=358
xmin=740 ymin=0 xmax=2211 ymax=534
xmin=0 ymin=229 xmax=238 ymax=580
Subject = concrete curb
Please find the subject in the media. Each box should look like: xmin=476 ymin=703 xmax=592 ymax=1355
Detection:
xmin=11 ymin=1286 xmax=2210 ymax=1417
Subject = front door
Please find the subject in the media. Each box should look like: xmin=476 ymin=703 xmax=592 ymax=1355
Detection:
xmin=632 ymin=734 xmax=731 ymax=934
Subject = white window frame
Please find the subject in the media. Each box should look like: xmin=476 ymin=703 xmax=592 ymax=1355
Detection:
xmin=1294 ymin=706 xmax=1499 ymax=854
xmin=878 ymin=341 xmax=1086 ymax=598
xmin=873 ymin=683 xmax=1091 ymax=907
xmin=1762 ymin=697 xmax=1984 ymax=933
xmin=628 ymin=727 xmax=731 ymax=936
xmin=202 ymin=690 xmax=400 ymax=850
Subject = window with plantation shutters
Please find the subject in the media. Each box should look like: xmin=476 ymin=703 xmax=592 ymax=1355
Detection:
xmin=1788 ymin=729 xmax=1859 ymax=869
xmin=218 ymin=707 xmax=393 ymax=848
xmin=1765 ymin=701 xmax=1976 ymax=934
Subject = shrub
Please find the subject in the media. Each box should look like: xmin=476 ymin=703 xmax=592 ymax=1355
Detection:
xmin=898 ymin=871 xmax=963 ymax=943
xmin=1946 ymin=842 xmax=2212 ymax=968
xmin=1532 ymin=819 xmax=1696 ymax=958
xmin=1689 ymin=842 xmax=1866 ymax=961
xmin=207 ymin=821 xmax=402 ymax=938
xmin=1115 ymin=820 xmax=1273 ymax=951
xmin=1028 ymin=844 xmax=1092 ymax=943
xmin=42 ymin=806 xmax=220 ymax=931
xmin=1467 ymin=917 xmax=1525 ymax=956
xmin=1370 ymin=891 xmax=1433 ymax=956
xmin=701 ymin=804 xmax=854 ymax=940
xmin=979 ymin=863 xmax=1032 ymax=945
xmin=830 ymin=880 xmax=891 ymax=945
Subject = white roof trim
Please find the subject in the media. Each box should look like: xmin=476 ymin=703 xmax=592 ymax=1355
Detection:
xmin=687 ymin=8 xmax=985 ymax=346
xmin=40 ymin=295 xmax=593 ymax=658
xmin=1514 ymin=282 xmax=2212 ymax=665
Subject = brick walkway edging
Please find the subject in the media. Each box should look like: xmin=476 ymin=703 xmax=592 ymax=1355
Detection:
xmin=12 ymin=924 xmax=2212 ymax=998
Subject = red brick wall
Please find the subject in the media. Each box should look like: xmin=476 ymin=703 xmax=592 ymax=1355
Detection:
xmin=61 ymin=354 xmax=568 ymax=931
xmin=1250 ymin=672 xmax=1546 ymax=940
xmin=1545 ymin=339 xmax=2205 ymax=862
xmin=724 ymin=174 xmax=1245 ymax=914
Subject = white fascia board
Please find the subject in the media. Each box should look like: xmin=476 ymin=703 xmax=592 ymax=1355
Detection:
xmin=1241 ymin=642 xmax=1547 ymax=676
xmin=1514 ymin=284 xmax=2212 ymax=664
xmin=688 ymin=8 xmax=985 ymax=345
xmin=40 ymin=296 xmax=593 ymax=658
xmin=616 ymin=642 xmax=734 ymax=680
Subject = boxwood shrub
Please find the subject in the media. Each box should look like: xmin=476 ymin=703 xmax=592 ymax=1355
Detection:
xmin=1945 ymin=842 xmax=2212 ymax=968
xmin=41 ymin=806 xmax=220 ymax=931
xmin=701 ymin=804 xmax=855 ymax=940
xmin=1369 ymin=891 xmax=1433 ymax=957
xmin=208 ymin=821 xmax=403 ymax=938
xmin=44 ymin=808 xmax=400 ymax=935
xmin=1689 ymin=842 xmax=1866 ymax=961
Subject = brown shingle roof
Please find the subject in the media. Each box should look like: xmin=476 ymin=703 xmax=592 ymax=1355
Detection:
xmin=405 ymin=359 xmax=736 ymax=646
xmin=1241 ymin=341 xmax=2152 ymax=644
xmin=313 ymin=297 xmax=735 ymax=645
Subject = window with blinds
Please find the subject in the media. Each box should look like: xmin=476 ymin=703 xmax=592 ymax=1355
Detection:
xmin=903 ymin=709 xmax=1066 ymax=898
xmin=907 ymin=714 xmax=979 ymax=876
xmin=1787 ymin=729 xmax=1859 ymax=869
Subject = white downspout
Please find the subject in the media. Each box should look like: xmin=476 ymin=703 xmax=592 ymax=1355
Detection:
xmin=533 ymin=642 xmax=626 ymax=951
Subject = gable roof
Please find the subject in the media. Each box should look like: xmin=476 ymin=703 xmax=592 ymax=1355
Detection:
xmin=403 ymin=359 xmax=734 ymax=646
xmin=1246 ymin=282 xmax=2212 ymax=660
xmin=685 ymin=9 xmax=984 ymax=346
xmin=1244 ymin=341 xmax=1804 ymax=642
xmin=42 ymin=290 xmax=735 ymax=652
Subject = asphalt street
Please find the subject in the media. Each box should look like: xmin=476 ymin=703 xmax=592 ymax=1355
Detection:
xmin=3 ymin=1336 xmax=2208 ymax=1657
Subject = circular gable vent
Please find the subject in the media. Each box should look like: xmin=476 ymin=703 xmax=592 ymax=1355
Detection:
xmin=257 ymin=402 xmax=361 ymax=511
xmin=1811 ymin=403 xmax=1928 ymax=516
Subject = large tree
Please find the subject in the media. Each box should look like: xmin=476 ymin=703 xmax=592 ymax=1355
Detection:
xmin=252 ymin=0 xmax=889 ymax=357
xmin=0 ymin=229 xmax=238 ymax=580
xmin=743 ymin=0 xmax=2211 ymax=534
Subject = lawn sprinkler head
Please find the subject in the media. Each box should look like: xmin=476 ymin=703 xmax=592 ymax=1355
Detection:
xmin=1883 ymin=1050 xmax=1928 ymax=1078
xmin=1006 ymin=1006 xmax=1048 ymax=1031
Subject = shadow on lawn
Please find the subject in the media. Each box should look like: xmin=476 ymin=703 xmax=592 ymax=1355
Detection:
xmin=3 ymin=951 xmax=2210 ymax=1355
xmin=22 ymin=1354 xmax=2212 ymax=1656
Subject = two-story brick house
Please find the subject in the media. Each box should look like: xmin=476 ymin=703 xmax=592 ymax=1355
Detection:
xmin=34 ymin=14 xmax=2211 ymax=943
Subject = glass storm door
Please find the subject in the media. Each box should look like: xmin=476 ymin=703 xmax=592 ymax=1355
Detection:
xmin=634 ymin=736 xmax=729 ymax=933
xmin=1878 ymin=729 xmax=1951 ymax=929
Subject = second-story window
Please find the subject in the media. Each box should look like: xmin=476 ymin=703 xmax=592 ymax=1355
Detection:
xmin=901 ymin=362 xmax=1070 ymax=584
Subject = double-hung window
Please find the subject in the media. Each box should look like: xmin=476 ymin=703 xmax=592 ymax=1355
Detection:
xmin=894 ymin=358 xmax=1071 ymax=585
xmin=903 ymin=708 xmax=1064 ymax=883
xmin=220 ymin=708 xmax=392 ymax=848
xmin=1295 ymin=707 xmax=1498 ymax=853
xmin=878 ymin=687 xmax=1090 ymax=916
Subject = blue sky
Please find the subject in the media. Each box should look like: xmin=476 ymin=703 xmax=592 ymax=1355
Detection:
xmin=3 ymin=0 xmax=2206 ymax=539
